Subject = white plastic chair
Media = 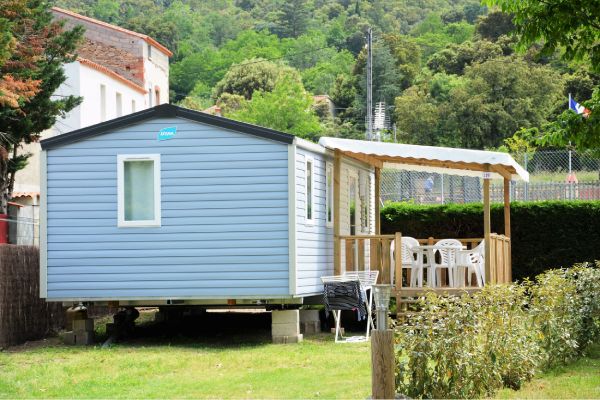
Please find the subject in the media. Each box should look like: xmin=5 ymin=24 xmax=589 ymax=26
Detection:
xmin=456 ymin=241 xmax=485 ymax=287
xmin=431 ymin=239 xmax=463 ymax=287
xmin=390 ymin=236 xmax=421 ymax=287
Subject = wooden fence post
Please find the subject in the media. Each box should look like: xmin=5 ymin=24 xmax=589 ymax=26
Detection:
xmin=371 ymin=329 xmax=395 ymax=399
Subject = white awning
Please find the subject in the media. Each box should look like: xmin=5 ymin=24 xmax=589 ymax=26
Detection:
xmin=318 ymin=137 xmax=529 ymax=182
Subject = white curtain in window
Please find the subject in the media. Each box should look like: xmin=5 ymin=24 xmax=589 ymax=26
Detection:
xmin=124 ymin=160 xmax=155 ymax=221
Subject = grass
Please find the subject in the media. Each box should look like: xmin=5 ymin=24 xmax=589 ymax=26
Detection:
xmin=496 ymin=343 xmax=600 ymax=399
xmin=1 ymin=309 xmax=599 ymax=399
xmin=0 ymin=310 xmax=371 ymax=399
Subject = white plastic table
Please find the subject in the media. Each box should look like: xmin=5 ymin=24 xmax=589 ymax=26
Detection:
xmin=412 ymin=244 xmax=465 ymax=288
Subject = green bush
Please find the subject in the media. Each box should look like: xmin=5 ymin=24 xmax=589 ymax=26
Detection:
xmin=381 ymin=201 xmax=600 ymax=280
xmin=394 ymin=263 xmax=600 ymax=399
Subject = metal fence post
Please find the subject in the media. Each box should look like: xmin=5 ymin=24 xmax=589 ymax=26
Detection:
xmin=524 ymin=153 xmax=529 ymax=202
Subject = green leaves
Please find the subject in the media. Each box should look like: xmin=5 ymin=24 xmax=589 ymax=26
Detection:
xmin=228 ymin=75 xmax=322 ymax=140
xmin=395 ymin=265 xmax=600 ymax=398
xmin=485 ymin=0 xmax=600 ymax=71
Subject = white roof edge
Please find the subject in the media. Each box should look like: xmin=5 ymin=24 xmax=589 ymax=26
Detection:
xmin=318 ymin=137 xmax=529 ymax=182
xmin=294 ymin=137 xmax=330 ymax=156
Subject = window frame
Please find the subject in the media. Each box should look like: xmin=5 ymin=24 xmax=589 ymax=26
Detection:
xmin=325 ymin=161 xmax=333 ymax=228
xmin=359 ymin=171 xmax=370 ymax=234
xmin=117 ymin=154 xmax=161 ymax=228
xmin=305 ymin=156 xmax=315 ymax=225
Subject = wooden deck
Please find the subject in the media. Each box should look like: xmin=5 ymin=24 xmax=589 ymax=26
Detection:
xmin=335 ymin=233 xmax=512 ymax=294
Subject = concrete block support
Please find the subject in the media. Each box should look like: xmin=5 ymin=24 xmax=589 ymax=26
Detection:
xmin=271 ymin=310 xmax=303 ymax=344
xmin=299 ymin=310 xmax=321 ymax=335
xmin=73 ymin=318 xmax=94 ymax=332
xmin=63 ymin=315 xmax=95 ymax=346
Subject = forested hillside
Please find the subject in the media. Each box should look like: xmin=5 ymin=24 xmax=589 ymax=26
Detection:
xmin=51 ymin=0 xmax=599 ymax=149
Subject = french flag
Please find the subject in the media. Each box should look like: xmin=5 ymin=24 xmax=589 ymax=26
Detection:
xmin=569 ymin=94 xmax=591 ymax=117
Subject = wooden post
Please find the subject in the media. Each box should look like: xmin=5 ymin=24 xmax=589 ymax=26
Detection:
xmin=503 ymin=178 xmax=511 ymax=238
xmin=394 ymin=232 xmax=402 ymax=290
xmin=503 ymin=177 xmax=512 ymax=282
xmin=375 ymin=167 xmax=381 ymax=235
xmin=333 ymin=150 xmax=342 ymax=275
xmin=483 ymin=171 xmax=492 ymax=284
xmin=371 ymin=329 xmax=395 ymax=399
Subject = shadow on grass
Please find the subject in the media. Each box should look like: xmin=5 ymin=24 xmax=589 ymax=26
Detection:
xmin=95 ymin=309 xmax=367 ymax=350
xmin=97 ymin=310 xmax=273 ymax=350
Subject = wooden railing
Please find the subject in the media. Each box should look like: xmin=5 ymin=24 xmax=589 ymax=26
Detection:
xmin=339 ymin=234 xmax=397 ymax=284
xmin=335 ymin=233 xmax=512 ymax=287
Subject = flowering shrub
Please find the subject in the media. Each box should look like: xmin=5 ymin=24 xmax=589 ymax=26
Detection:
xmin=394 ymin=263 xmax=600 ymax=399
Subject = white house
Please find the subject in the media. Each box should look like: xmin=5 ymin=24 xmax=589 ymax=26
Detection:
xmin=10 ymin=8 xmax=172 ymax=244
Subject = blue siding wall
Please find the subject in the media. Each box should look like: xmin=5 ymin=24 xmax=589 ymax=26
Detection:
xmin=295 ymin=146 xmax=333 ymax=296
xmin=45 ymin=117 xmax=290 ymax=299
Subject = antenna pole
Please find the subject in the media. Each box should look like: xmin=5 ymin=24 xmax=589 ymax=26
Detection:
xmin=366 ymin=27 xmax=373 ymax=141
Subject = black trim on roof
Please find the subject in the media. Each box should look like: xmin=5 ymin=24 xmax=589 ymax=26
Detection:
xmin=40 ymin=103 xmax=295 ymax=149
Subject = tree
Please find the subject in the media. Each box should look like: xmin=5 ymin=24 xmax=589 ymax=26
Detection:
xmin=383 ymin=34 xmax=422 ymax=89
xmin=427 ymin=40 xmax=503 ymax=75
xmin=394 ymin=86 xmax=441 ymax=145
xmin=354 ymin=41 xmax=404 ymax=120
xmin=475 ymin=11 xmax=514 ymax=41
xmin=330 ymin=73 xmax=357 ymax=122
xmin=212 ymin=58 xmax=300 ymax=100
xmin=228 ymin=76 xmax=322 ymax=140
xmin=446 ymin=59 xmax=564 ymax=148
xmin=0 ymin=0 xmax=43 ymax=109
xmin=270 ymin=0 xmax=310 ymax=38
xmin=485 ymin=0 xmax=600 ymax=153
xmin=485 ymin=0 xmax=600 ymax=69
xmin=537 ymin=90 xmax=600 ymax=155
xmin=0 ymin=0 xmax=83 ymax=213
xmin=301 ymin=51 xmax=354 ymax=94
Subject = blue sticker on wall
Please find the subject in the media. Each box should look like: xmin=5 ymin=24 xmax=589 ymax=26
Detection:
xmin=158 ymin=126 xmax=177 ymax=141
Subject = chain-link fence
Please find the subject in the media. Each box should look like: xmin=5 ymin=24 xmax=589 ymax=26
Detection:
xmin=381 ymin=150 xmax=600 ymax=205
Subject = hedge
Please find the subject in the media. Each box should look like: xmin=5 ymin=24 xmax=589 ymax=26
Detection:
xmin=381 ymin=201 xmax=600 ymax=280
xmin=394 ymin=264 xmax=600 ymax=399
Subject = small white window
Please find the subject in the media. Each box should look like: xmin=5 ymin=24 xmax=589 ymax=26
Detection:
xmin=100 ymin=84 xmax=106 ymax=121
xmin=147 ymin=43 xmax=152 ymax=60
xmin=326 ymin=161 xmax=333 ymax=227
xmin=305 ymin=157 xmax=315 ymax=225
xmin=116 ymin=92 xmax=122 ymax=117
xmin=131 ymin=99 xmax=136 ymax=112
xmin=117 ymin=154 xmax=161 ymax=227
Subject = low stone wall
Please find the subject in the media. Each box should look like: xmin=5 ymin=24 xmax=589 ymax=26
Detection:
xmin=0 ymin=245 xmax=65 ymax=348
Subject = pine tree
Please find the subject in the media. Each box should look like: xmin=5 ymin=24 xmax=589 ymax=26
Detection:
xmin=271 ymin=0 xmax=310 ymax=38
xmin=0 ymin=0 xmax=83 ymax=213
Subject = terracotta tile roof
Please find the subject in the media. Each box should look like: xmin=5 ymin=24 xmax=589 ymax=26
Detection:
xmin=77 ymin=39 xmax=144 ymax=87
xmin=52 ymin=6 xmax=173 ymax=57
xmin=11 ymin=192 xmax=39 ymax=199
xmin=78 ymin=57 xmax=147 ymax=94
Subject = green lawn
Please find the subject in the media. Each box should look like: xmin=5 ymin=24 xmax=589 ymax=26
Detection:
xmin=0 ymin=310 xmax=598 ymax=399
xmin=0 ymin=311 xmax=371 ymax=399
xmin=496 ymin=343 xmax=600 ymax=399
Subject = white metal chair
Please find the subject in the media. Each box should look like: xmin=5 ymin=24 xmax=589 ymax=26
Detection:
xmin=321 ymin=270 xmax=378 ymax=343
xmin=390 ymin=236 xmax=421 ymax=287
xmin=456 ymin=241 xmax=485 ymax=287
xmin=431 ymin=239 xmax=463 ymax=287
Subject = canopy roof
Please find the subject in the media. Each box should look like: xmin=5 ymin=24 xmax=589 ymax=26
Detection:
xmin=318 ymin=137 xmax=529 ymax=182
